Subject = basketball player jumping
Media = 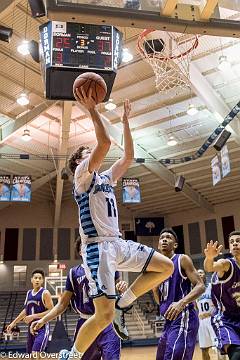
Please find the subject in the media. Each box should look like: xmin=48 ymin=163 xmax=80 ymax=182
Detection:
xmin=62 ymin=88 xmax=174 ymax=358
xmin=153 ymin=228 xmax=205 ymax=360
xmin=196 ymin=269 xmax=217 ymax=360
xmin=7 ymin=269 xmax=53 ymax=355
xmin=31 ymin=238 xmax=126 ymax=360
xmin=204 ymin=232 xmax=240 ymax=360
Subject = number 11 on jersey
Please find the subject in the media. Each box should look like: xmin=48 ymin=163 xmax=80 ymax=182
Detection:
xmin=106 ymin=197 xmax=116 ymax=217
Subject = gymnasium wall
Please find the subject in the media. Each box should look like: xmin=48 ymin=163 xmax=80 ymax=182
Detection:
xmin=0 ymin=198 xmax=239 ymax=291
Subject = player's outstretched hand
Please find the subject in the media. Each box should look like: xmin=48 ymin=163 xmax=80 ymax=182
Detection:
xmin=122 ymin=99 xmax=131 ymax=122
xmin=204 ymin=240 xmax=223 ymax=260
xmin=116 ymin=280 xmax=128 ymax=294
xmin=30 ymin=319 xmax=45 ymax=335
xmin=74 ymin=87 xmax=97 ymax=110
xmin=6 ymin=324 xmax=14 ymax=333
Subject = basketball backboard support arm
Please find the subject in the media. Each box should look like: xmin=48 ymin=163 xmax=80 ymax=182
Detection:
xmin=45 ymin=0 xmax=240 ymax=38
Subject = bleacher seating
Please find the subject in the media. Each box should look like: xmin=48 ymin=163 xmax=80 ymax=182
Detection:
xmin=0 ymin=290 xmax=162 ymax=352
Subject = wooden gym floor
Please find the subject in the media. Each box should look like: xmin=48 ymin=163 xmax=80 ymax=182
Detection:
xmin=121 ymin=345 xmax=220 ymax=360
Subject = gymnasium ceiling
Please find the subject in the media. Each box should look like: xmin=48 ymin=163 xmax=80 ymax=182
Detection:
xmin=0 ymin=0 xmax=240 ymax=226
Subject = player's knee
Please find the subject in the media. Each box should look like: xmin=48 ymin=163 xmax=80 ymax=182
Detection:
xmin=147 ymin=252 xmax=174 ymax=276
xmin=227 ymin=345 xmax=240 ymax=360
xmin=160 ymin=256 xmax=174 ymax=277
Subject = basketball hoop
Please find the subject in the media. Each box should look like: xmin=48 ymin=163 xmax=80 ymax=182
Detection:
xmin=137 ymin=29 xmax=199 ymax=95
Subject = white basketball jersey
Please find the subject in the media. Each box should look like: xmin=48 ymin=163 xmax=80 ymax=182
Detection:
xmin=196 ymin=284 xmax=214 ymax=316
xmin=73 ymin=159 xmax=121 ymax=243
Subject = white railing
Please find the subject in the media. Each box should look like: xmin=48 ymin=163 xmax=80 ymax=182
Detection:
xmin=132 ymin=306 xmax=145 ymax=336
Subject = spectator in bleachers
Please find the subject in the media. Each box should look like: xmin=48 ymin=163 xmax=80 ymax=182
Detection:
xmin=2 ymin=324 xmax=13 ymax=341
xmin=12 ymin=325 xmax=20 ymax=340
xmin=143 ymin=301 xmax=154 ymax=314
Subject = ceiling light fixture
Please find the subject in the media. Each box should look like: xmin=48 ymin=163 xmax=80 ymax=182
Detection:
xmin=17 ymin=40 xmax=30 ymax=55
xmin=17 ymin=93 xmax=30 ymax=106
xmin=167 ymin=135 xmax=177 ymax=146
xmin=104 ymin=99 xmax=117 ymax=111
xmin=21 ymin=129 xmax=31 ymax=142
xmin=122 ymin=48 xmax=133 ymax=63
xmin=218 ymin=55 xmax=231 ymax=72
xmin=187 ymin=104 xmax=198 ymax=116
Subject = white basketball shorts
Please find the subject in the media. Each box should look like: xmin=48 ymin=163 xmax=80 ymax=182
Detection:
xmin=198 ymin=316 xmax=217 ymax=349
xmin=81 ymin=238 xmax=155 ymax=298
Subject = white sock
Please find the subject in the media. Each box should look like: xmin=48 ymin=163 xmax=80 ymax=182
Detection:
xmin=69 ymin=345 xmax=83 ymax=358
xmin=117 ymin=288 xmax=137 ymax=308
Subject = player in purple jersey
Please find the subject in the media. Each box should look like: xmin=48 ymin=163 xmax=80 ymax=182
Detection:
xmin=153 ymin=228 xmax=205 ymax=360
xmin=204 ymin=231 xmax=240 ymax=360
xmin=7 ymin=269 xmax=53 ymax=355
xmin=63 ymin=89 xmax=174 ymax=358
xmin=31 ymin=238 xmax=127 ymax=360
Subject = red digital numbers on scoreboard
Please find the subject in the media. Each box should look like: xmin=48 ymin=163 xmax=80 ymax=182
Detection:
xmin=104 ymin=41 xmax=111 ymax=52
xmin=55 ymin=37 xmax=71 ymax=49
xmin=56 ymin=52 xmax=63 ymax=65
xmin=97 ymin=40 xmax=111 ymax=53
xmin=104 ymin=56 xmax=111 ymax=68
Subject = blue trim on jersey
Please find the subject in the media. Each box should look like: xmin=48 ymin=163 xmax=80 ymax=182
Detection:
xmin=73 ymin=173 xmax=98 ymax=238
xmin=86 ymin=243 xmax=102 ymax=295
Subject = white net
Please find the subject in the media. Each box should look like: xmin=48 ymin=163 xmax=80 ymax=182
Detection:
xmin=137 ymin=30 xmax=199 ymax=95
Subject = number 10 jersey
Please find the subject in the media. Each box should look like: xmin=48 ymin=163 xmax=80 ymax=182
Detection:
xmin=74 ymin=160 xmax=121 ymax=244
xmin=196 ymin=284 xmax=214 ymax=316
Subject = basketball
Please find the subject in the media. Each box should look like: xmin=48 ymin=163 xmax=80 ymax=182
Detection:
xmin=73 ymin=72 xmax=107 ymax=104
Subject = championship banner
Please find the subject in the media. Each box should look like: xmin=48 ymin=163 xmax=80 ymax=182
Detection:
xmin=11 ymin=175 xmax=31 ymax=202
xmin=221 ymin=145 xmax=231 ymax=178
xmin=211 ymin=155 xmax=221 ymax=186
xmin=122 ymin=178 xmax=141 ymax=204
xmin=0 ymin=175 xmax=11 ymax=201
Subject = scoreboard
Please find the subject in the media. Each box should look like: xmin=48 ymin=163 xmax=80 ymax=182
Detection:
xmin=39 ymin=21 xmax=122 ymax=100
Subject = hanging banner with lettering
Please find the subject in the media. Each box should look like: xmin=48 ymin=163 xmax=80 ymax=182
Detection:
xmin=211 ymin=155 xmax=221 ymax=186
xmin=221 ymin=145 xmax=231 ymax=178
xmin=11 ymin=175 xmax=32 ymax=202
xmin=122 ymin=178 xmax=141 ymax=204
xmin=0 ymin=175 xmax=11 ymax=201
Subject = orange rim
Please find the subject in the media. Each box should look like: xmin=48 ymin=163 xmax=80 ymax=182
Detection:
xmin=137 ymin=29 xmax=199 ymax=60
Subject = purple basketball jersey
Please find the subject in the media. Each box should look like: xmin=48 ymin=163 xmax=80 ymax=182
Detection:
xmin=24 ymin=287 xmax=47 ymax=317
xmin=25 ymin=287 xmax=49 ymax=353
xmin=65 ymin=265 xmax=119 ymax=315
xmin=211 ymin=258 xmax=240 ymax=316
xmin=158 ymin=254 xmax=194 ymax=317
xmin=65 ymin=265 xmax=95 ymax=315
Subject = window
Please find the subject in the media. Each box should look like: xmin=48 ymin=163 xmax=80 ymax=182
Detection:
xmin=221 ymin=216 xmax=235 ymax=249
xmin=4 ymin=228 xmax=18 ymax=261
xmin=58 ymin=228 xmax=70 ymax=260
xmin=13 ymin=265 xmax=27 ymax=289
xmin=188 ymin=222 xmax=201 ymax=254
xmin=40 ymin=228 xmax=53 ymax=260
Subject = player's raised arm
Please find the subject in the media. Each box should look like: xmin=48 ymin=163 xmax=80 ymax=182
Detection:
xmin=110 ymin=99 xmax=134 ymax=182
xmin=204 ymin=240 xmax=230 ymax=275
xmin=75 ymin=87 xmax=111 ymax=172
